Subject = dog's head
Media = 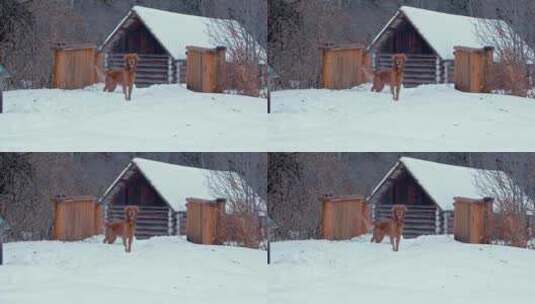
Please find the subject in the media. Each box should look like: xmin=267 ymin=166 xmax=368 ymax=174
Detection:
xmin=392 ymin=54 xmax=407 ymax=69
xmin=124 ymin=54 xmax=140 ymax=70
xmin=391 ymin=204 xmax=407 ymax=222
xmin=124 ymin=206 xmax=140 ymax=222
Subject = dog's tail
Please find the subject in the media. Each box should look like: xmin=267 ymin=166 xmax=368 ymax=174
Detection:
xmin=94 ymin=65 xmax=106 ymax=83
xmin=360 ymin=66 xmax=375 ymax=83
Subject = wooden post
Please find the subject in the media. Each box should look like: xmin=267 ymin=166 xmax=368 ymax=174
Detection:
xmin=168 ymin=56 xmax=173 ymax=84
xmin=443 ymin=61 xmax=449 ymax=84
xmin=435 ymin=208 xmax=441 ymax=234
xmin=443 ymin=211 xmax=449 ymax=234
xmin=435 ymin=57 xmax=441 ymax=84
xmin=175 ymin=212 xmax=180 ymax=235
xmin=168 ymin=208 xmax=174 ymax=235
xmin=175 ymin=61 xmax=181 ymax=84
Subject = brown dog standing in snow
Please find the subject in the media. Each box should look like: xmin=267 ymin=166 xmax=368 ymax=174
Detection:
xmin=370 ymin=204 xmax=407 ymax=251
xmin=103 ymin=206 xmax=139 ymax=253
xmin=102 ymin=53 xmax=140 ymax=101
xmin=367 ymin=54 xmax=408 ymax=101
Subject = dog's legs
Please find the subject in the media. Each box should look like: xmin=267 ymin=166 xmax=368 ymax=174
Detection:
xmin=122 ymin=235 xmax=127 ymax=252
xmin=122 ymin=84 xmax=128 ymax=101
xmin=107 ymin=234 xmax=117 ymax=244
xmin=395 ymin=236 xmax=400 ymax=251
xmin=375 ymin=82 xmax=385 ymax=93
xmin=375 ymin=232 xmax=385 ymax=243
xmin=395 ymin=86 xmax=401 ymax=101
xmin=390 ymin=85 xmax=395 ymax=100
xmin=389 ymin=235 xmax=395 ymax=251
xmin=127 ymin=84 xmax=133 ymax=101
xmin=127 ymin=236 xmax=133 ymax=253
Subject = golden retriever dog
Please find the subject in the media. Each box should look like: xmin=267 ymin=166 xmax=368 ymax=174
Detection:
xmin=369 ymin=54 xmax=408 ymax=101
xmin=370 ymin=204 xmax=407 ymax=251
xmin=102 ymin=53 xmax=140 ymax=101
xmin=103 ymin=206 xmax=139 ymax=253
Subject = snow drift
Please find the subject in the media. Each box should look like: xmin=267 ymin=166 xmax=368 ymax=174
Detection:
xmin=0 ymin=236 xmax=266 ymax=304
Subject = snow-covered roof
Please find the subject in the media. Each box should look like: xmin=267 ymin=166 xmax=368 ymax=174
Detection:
xmin=101 ymin=158 xmax=265 ymax=214
xmin=370 ymin=6 xmax=533 ymax=61
xmin=102 ymin=6 xmax=263 ymax=61
xmin=369 ymin=157 xmax=503 ymax=211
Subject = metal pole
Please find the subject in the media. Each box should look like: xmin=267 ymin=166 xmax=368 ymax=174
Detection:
xmin=0 ymin=89 xmax=3 ymax=114
xmin=267 ymin=240 xmax=270 ymax=265
xmin=267 ymin=89 xmax=271 ymax=114
xmin=0 ymin=241 xmax=3 ymax=265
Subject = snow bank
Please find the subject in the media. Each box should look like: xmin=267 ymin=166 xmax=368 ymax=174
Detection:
xmin=270 ymin=235 xmax=535 ymax=303
xmin=0 ymin=236 xmax=266 ymax=304
xmin=0 ymin=84 xmax=267 ymax=151
xmin=270 ymin=84 xmax=535 ymax=151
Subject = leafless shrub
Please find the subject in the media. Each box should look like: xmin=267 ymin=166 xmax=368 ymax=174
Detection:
xmin=1 ymin=0 xmax=88 ymax=89
xmin=475 ymin=156 xmax=535 ymax=248
xmin=476 ymin=0 xmax=535 ymax=97
xmin=218 ymin=212 xmax=263 ymax=248
xmin=207 ymin=153 xmax=267 ymax=248
xmin=207 ymin=0 xmax=266 ymax=97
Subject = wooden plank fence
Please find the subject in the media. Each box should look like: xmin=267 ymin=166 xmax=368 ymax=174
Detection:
xmin=105 ymin=53 xmax=186 ymax=88
xmin=320 ymin=196 xmax=369 ymax=240
xmin=453 ymin=197 xmax=493 ymax=244
xmin=52 ymin=43 xmax=100 ymax=90
xmin=373 ymin=204 xmax=454 ymax=238
xmin=374 ymin=53 xmax=454 ymax=87
xmin=52 ymin=196 xmax=103 ymax=241
xmin=320 ymin=44 xmax=370 ymax=90
xmin=105 ymin=205 xmax=185 ymax=239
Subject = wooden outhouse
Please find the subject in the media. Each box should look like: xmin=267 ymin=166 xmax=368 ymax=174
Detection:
xmin=320 ymin=195 xmax=369 ymax=240
xmin=453 ymin=197 xmax=493 ymax=244
xmin=186 ymin=198 xmax=226 ymax=245
xmin=186 ymin=46 xmax=227 ymax=93
xmin=454 ymin=46 xmax=494 ymax=93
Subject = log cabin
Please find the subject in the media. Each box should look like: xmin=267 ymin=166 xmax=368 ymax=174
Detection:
xmin=99 ymin=6 xmax=263 ymax=88
xmin=367 ymin=157 xmax=504 ymax=238
xmin=367 ymin=6 xmax=533 ymax=87
xmin=99 ymin=158 xmax=265 ymax=240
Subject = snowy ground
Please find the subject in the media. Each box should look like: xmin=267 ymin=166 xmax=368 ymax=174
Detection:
xmin=270 ymin=84 xmax=535 ymax=151
xmin=269 ymin=235 xmax=535 ymax=303
xmin=0 ymin=84 xmax=267 ymax=151
xmin=3 ymin=83 xmax=535 ymax=151
xmin=0 ymin=236 xmax=267 ymax=304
